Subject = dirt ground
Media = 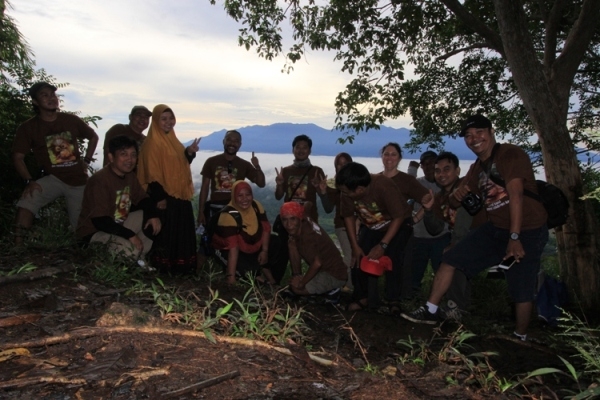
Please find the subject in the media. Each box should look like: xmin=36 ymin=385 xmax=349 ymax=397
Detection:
xmin=0 ymin=249 xmax=573 ymax=399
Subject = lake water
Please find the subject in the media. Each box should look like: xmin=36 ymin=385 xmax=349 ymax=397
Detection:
xmin=187 ymin=150 xmax=480 ymax=191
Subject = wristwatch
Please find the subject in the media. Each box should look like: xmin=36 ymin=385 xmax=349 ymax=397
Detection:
xmin=510 ymin=232 xmax=520 ymax=241
xmin=379 ymin=242 xmax=388 ymax=250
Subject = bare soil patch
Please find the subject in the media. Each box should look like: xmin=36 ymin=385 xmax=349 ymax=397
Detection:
xmin=0 ymin=249 xmax=569 ymax=399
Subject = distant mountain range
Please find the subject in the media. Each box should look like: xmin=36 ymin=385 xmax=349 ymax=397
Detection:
xmin=188 ymin=122 xmax=595 ymax=163
xmin=191 ymin=123 xmax=478 ymax=160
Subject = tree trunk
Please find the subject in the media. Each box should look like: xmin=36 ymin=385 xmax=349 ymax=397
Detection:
xmin=493 ymin=0 xmax=600 ymax=312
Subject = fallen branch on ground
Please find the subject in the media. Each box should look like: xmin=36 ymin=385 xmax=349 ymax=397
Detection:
xmin=0 ymin=326 xmax=336 ymax=367
xmin=160 ymin=370 xmax=240 ymax=399
xmin=0 ymin=376 xmax=86 ymax=390
xmin=0 ymin=265 xmax=76 ymax=286
xmin=0 ymin=313 xmax=41 ymax=327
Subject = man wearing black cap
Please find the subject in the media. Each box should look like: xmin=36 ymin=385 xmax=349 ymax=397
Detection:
xmin=12 ymin=82 xmax=99 ymax=245
xmin=102 ymin=105 xmax=152 ymax=166
xmin=402 ymin=114 xmax=548 ymax=342
xmin=406 ymin=150 xmax=450 ymax=295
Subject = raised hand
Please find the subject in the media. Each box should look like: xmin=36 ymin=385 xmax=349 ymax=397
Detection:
xmin=251 ymin=151 xmax=260 ymax=168
xmin=421 ymin=189 xmax=435 ymax=210
xmin=311 ymin=170 xmax=328 ymax=194
xmin=187 ymin=137 xmax=201 ymax=155
xmin=275 ymin=167 xmax=284 ymax=185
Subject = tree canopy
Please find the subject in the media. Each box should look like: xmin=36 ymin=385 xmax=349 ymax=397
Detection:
xmin=211 ymin=0 xmax=600 ymax=310
xmin=213 ymin=0 xmax=600 ymax=153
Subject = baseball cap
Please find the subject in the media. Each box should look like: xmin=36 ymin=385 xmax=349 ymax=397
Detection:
xmin=28 ymin=82 xmax=57 ymax=98
xmin=419 ymin=150 xmax=438 ymax=163
xmin=360 ymin=256 xmax=393 ymax=276
xmin=130 ymin=105 xmax=152 ymax=117
xmin=459 ymin=114 xmax=492 ymax=137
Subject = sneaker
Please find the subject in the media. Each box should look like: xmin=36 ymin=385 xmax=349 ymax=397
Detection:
xmin=439 ymin=301 xmax=462 ymax=322
xmin=324 ymin=288 xmax=341 ymax=305
xmin=400 ymin=306 xmax=439 ymax=325
xmin=513 ymin=332 xmax=527 ymax=341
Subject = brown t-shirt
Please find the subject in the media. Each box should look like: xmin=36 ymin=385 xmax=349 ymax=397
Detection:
xmin=340 ymin=174 xmax=409 ymax=230
xmin=387 ymin=171 xmax=429 ymax=220
xmin=280 ymin=165 xmax=325 ymax=222
xmin=463 ymin=143 xmax=546 ymax=230
xmin=12 ymin=113 xmax=96 ymax=186
xmin=293 ymin=218 xmax=348 ymax=281
xmin=201 ymin=154 xmax=260 ymax=203
xmin=77 ymin=166 xmax=149 ymax=238
xmin=103 ymin=124 xmax=146 ymax=166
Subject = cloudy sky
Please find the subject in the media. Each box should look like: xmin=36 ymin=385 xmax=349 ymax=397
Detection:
xmin=11 ymin=0 xmax=412 ymax=143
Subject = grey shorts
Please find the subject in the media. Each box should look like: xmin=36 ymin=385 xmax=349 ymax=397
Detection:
xmin=305 ymin=271 xmax=347 ymax=295
xmin=16 ymin=175 xmax=85 ymax=228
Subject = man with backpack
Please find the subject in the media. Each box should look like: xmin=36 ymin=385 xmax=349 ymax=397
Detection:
xmin=402 ymin=114 xmax=549 ymax=341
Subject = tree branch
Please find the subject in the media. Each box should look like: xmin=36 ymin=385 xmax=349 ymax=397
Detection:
xmin=543 ymin=0 xmax=569 ymax=69
xmin=553 ymin=0 xmax=600 ymax=91
xmin=440 ymin=0 xmax=505 ymax=57
xmin=435 ymin=43 xmax=489 ymax=61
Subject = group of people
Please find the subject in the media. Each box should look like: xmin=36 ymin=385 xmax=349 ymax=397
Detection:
xmin=12 ymin=82 xmax=549 ymax=340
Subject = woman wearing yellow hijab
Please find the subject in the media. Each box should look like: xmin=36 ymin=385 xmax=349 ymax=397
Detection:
xmin=211 ymin=180 xmax=274 ymax=285
xmin=138 ymin=104 xmax=200 ymax=274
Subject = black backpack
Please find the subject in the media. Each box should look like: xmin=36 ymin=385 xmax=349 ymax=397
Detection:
xmin=486 ymin=144 xmax=570 ymax=229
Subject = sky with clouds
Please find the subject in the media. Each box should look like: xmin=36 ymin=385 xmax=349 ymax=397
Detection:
xmin=10 ymin=0 xmax=413 ymax=142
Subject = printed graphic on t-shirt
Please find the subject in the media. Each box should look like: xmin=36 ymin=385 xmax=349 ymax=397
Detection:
xmin=441 ymin=204 xmax=458 ymax=229
xmin=287 ymin=175 xmax=308 ymax=203
xmin=354 ymin=200 xmax=389 ymax=230
xmin=214 ymin=166 xmax=237 ymax=192
xmin=46 ymin=132 xmax=77 ymax=167
xmin=114 ymin=186 xmax=131 ymax=224
xmin=479 ymin=167 xmax=509 ymax=211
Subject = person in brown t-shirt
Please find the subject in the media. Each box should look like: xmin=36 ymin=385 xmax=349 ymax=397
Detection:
xmin=336 ymin=162 xmax=429 ymax=312
xmin=274 ymin=134 xmax=331 ymax=223
xmin=12 ymin=82 xmax=99 ymax=245
xmin=280 ymin=202 xmax=347 ymax=297
xmin=102 ymin=105 xmax=152 ymax=166
xmin=77 ymin=136 xmax=161 ymax=262
xmin=271 ymin=134 xmax=333 ymax=285
xmin=198 ymin=130 xmax=265 ymax=225
xmin=402 ymin=115 xmax=548 ymax=342
xmin=379 ymin=142 xmax=432 ymax=301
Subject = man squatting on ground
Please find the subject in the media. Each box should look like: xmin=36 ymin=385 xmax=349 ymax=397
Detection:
xmin=102 ymin=105 xmax=152 ymax=167
xmin=273 ymin=134 xmax=333 ymax=284
xmin=12 ymin=82 xmax=99 ymax=245
xmin=197 ymin=129 xmax=265 ymax=226
xmin=77 ymin=136 xmax=161 ymax=263
xmin=280 ymin=201 xmax=348 ymax=298
xmin=402 ymin=115 xmax=548 ymax=341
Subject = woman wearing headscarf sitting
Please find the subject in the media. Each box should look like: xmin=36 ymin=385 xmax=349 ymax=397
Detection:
xmin=212 ymin=180 xmax=274 ymax=285
xmin=137 ymin=104 xmax=200 ymax=274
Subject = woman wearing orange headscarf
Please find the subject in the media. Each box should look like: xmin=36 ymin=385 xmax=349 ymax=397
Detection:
xmin=137 ymin=104 xmax=200 ymax=274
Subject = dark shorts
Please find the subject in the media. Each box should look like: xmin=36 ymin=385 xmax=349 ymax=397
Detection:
xmin=442 ymin=221 xmax=548 ymax=303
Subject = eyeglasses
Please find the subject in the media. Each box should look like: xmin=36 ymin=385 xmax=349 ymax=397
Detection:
xmin=227 ymin=161 xmax=233 ymax=174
